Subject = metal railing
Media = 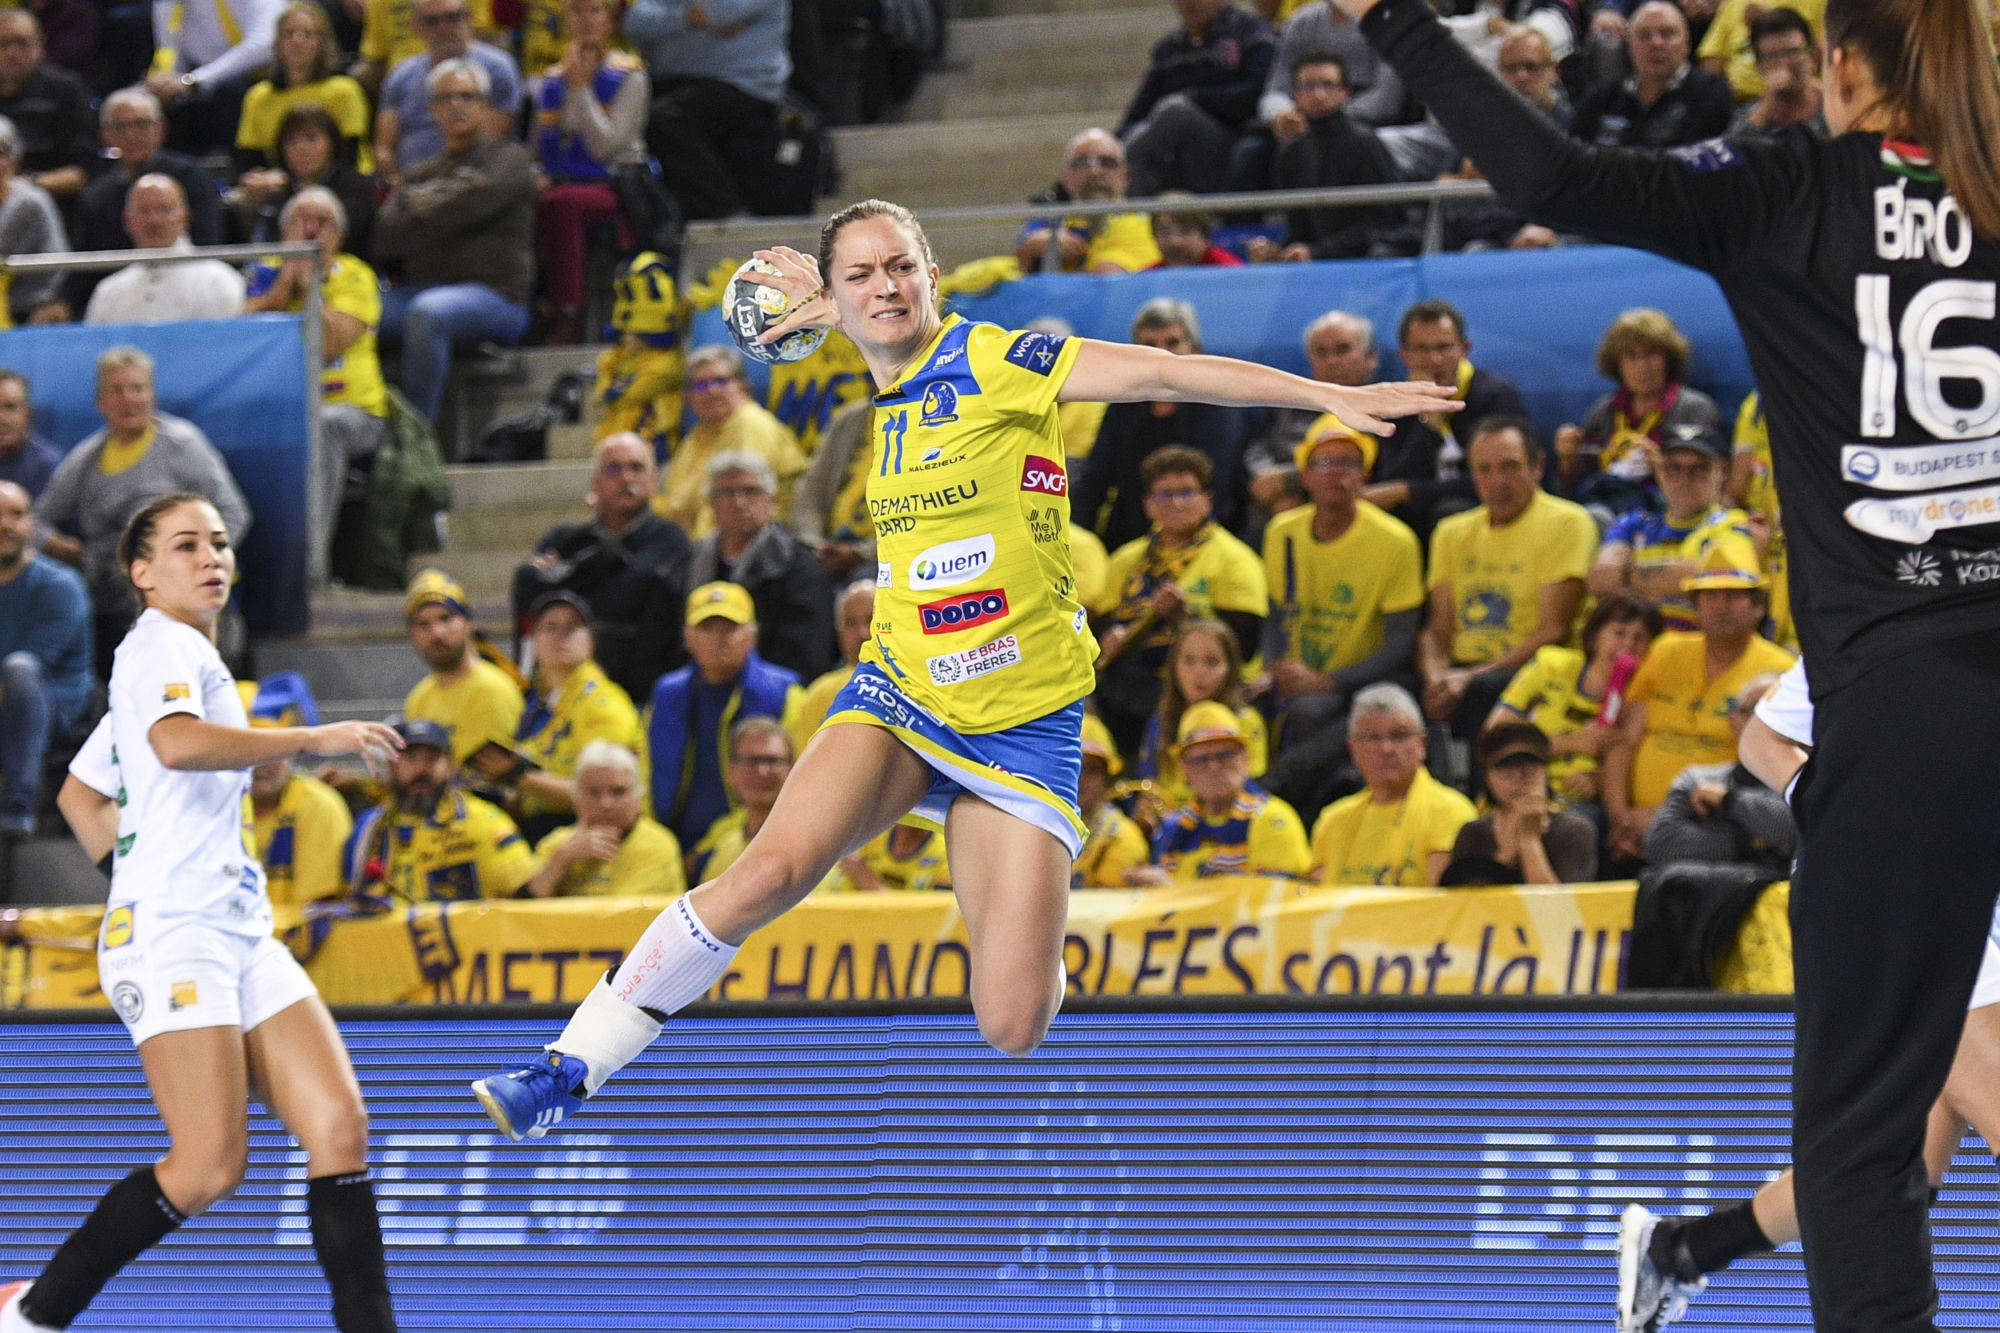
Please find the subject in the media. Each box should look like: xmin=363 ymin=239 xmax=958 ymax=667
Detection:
xmin=681 ymin=179 xmax=1501 ymax=277
xmin=7 ymin=239 xmax=327 ymax=472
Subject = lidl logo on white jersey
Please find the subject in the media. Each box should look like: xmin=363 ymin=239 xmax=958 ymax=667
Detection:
xmin=926 ymin=634 xmax=1021 ymax=686
xmin=1021 ymin=455 xmax=1066 ymax=496
xmin=909 ymin=534 xmax=995 ymax=590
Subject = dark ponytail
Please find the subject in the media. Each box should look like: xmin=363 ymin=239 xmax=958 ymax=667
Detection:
xmin=1826 ymin=0 xmax=2000 ymax=239
xmin=118 ymin=491 xmax=211 ymax=603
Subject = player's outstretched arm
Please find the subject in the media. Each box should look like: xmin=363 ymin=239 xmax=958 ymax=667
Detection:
xmin=1059 ymin=338 xmax=1460 ymax=435
xmin=1330 ymin=0 xmax=1782 ymax=271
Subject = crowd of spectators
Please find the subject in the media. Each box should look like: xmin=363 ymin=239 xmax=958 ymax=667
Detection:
xmin=5 ymin=285 xmax=1790 ymax=910
xmin=0 ymin=0 xmax=1819 ymax=922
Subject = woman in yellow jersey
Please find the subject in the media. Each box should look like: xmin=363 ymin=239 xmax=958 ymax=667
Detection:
xmin=469 ymin=199 xmax=1459 ymax=1141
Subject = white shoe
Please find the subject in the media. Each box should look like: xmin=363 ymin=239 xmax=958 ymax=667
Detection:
xmin=1616 ymin=1203 xmax=1706 ymax=1333
xmin=0 ymin=1282 xmax=59 ymax=1333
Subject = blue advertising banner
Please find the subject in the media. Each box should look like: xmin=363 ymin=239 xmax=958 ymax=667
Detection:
xmin=2 ymin=315 xmax=312 ymax=634
xmin=695 ymin=246 xmax=1756 ymax=448
xmin=0 ymin=1008 xmax=1994 ymax=1331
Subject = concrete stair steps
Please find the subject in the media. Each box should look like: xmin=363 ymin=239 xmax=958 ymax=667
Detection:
xmin=954 ymin=0 xmax=1156 ymax=16
xmin=900 ymin=8 xmax=1156 ymax=122
xmin=445 ymin=458 xmax=594 ymax=510
xmin=829 ymin=109 xmax=1128 ymax=247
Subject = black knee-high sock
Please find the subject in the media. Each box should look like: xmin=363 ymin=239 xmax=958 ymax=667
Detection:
xmin=1651 ymin=1199 xmax=1772 ymax=1280
xmin=308 ymin=1172 xmax=397 ymax=1333
xmin=20 ymin=1165 xmax=186 ymax=1328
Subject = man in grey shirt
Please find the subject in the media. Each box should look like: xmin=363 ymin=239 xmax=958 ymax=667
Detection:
xmin=35 ymin=345 xmax=251 ymax=672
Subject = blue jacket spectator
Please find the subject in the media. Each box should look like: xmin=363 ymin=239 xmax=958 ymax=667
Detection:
xmin=0 ymin=371 xmax=61 ymax=499
xmin=647 ymin=581 xmax=801 ymax=847
xmin=0 ymin=480 xmax=92 ymax=836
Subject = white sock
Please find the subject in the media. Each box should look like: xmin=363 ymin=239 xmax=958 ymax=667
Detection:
xmin=613 ymin=894 xmax=740 ymax=1014
xmin=1 ymin=1283 xmax=57 ymax=1333
xmin=550 ymin=974 xmax=663 ymax=1094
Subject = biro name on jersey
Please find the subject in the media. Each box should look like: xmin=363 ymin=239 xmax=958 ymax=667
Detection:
xmin=926 ymin=634 xmax=1021 ymax=686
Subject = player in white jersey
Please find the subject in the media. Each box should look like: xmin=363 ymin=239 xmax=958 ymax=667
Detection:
xmin=1615 ymin=656 xmax=2000 ymax=1332
xmin=0 ymin=493 xmax=403 ymax=1333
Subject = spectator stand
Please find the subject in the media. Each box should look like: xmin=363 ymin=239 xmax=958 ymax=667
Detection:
xmin=678 ymin=185 xmax=1757 ymax=447
xmin=2 ymin=241 xmax=322 ymax=636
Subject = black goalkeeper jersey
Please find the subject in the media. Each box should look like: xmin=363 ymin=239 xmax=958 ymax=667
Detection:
xmin=1363 ymin=0 xmax=2000 ymax=698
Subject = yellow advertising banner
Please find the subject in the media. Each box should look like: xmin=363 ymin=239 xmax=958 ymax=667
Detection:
xmin=0 ymin=880 xmax=1640 ymax=1012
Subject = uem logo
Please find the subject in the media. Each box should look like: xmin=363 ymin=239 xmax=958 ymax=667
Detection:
xmin=1021 ymin=455 xmax=1067 ymax=496
xmin=909 ymin=534 xmax=996 ymax=590
xmin=920 ymin=588 xmax=1008 ymax=634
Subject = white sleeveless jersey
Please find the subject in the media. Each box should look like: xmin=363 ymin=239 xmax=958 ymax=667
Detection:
xmin=103 ymin=608 xmax=272 ymax=937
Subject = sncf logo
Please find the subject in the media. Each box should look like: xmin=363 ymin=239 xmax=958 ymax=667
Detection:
xmin=1021 ymin=455 xmax=1067 ymax=496
xmin=919 ymin=588 xmax=1009 ymax=634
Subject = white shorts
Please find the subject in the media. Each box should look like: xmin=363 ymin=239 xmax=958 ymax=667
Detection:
xmin=97 ymin=909 xmax=318 ymax=1048
xmin=1971 ymin=934 xmax=2000 ymax=1013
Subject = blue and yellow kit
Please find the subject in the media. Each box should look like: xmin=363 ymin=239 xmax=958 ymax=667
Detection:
xmin=854 ymin=315 xmax=1098 ymax=734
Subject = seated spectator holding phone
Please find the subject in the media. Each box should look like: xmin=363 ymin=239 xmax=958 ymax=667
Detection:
xmin=526 ymin=739 xmax=686 ymax=897
xmin=1439 ymin=720 xmax=1598 ymax=885
xmin=347 ymin=718 xmax=535 ymax=902
xmin=476 ymin=589 xmax=643 ymax=843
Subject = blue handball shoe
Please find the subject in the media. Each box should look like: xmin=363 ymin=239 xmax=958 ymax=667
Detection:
xmin=471 ymin=1052 xmax=589 ymax=1142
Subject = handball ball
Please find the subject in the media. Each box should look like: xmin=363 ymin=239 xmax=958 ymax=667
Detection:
xmin=726 ymin=257 xmax=829 ymax=366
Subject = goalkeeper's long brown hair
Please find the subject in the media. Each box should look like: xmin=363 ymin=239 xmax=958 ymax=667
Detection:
xmin=1826 ymin=0 xmax=2000 ymax=238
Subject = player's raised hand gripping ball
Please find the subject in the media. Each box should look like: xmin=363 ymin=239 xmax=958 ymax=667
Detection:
xmin=727 ymin=255 xmax=830 ymax=365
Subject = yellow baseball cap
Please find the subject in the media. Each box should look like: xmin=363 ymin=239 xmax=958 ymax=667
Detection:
xmin=1681 ymin=536 xmax=1769 ymax=592
xmin=1080 ymin=712 xmax=1122 ymax=776
xmin=686 ymin=581 xmax=756 ymax=626
xmin=405 ymin=567 xmax=470 ymax=621
xmin=1293 ymin=413 xmax=1378 ymax=479
xmin=1174 ymin=700 xmax=1248 ymax=753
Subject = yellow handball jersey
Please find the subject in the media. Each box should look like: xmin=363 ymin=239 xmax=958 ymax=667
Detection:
xmin=515 ymin=660 xmax=644 ymax=818
xmin=253 ymin=772 xmax=353 ymax=909
xmin=790 ymin=662 xmax=855 ymax=757
xmin=405 ymin=660 xmax=526 ymax=764
xmin=1428 ymin=490 xmax=1599 ymax=666
xmin=1497 ymin=645 xmax=1604 ymax=787
xmin=859 ymin=317 xmax=1098 ymax=733
xmin=532 ymin=816 xmax=686 ymax=897
xmin=362 ymin=790 xmax=536 ymax=902
xmin=1153 ymin=790 xmax=1313 ymax=882
xmin=1627 ymin=631 xmax=1796 ymax=808
xmin=1734 ymin=393 xmax=1796 ymax=651
xmin=1263 ymin=500 xmax=1424 ymax=674
xmin=1075 ymin=804 xmax=1148 ymax=887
